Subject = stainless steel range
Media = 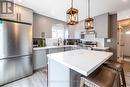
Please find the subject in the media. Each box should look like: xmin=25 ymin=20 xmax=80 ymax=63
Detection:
xmin=80 ymin=41 xmax=97 ymax=50
xmin=0 ymin=19 xmax=33 ymax=85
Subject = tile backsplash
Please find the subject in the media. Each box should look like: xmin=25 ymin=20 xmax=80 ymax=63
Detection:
xmin=81 ymin=34 xmax=105 ymax=47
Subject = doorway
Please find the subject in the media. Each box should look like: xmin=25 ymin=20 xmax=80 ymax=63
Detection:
xmin=118 ymin=19 xmax=130 ymax=62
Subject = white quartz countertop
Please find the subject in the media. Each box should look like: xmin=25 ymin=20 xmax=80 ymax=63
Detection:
xmin=47 ymin=49 xmax=113 ymax=76
xmin=92 ymin=47 xmax=110 ymax=50
xmin=33 ymin=45 xmax=78 ymax=50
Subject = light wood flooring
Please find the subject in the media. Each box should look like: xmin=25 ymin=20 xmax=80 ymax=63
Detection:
xmin=123 ymin=61 xmax=130 ymax=87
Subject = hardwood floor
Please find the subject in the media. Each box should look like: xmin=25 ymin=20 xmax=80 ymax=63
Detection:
xmin=2 ymin=61 xmax=130 ymax=87
xmin=123 ymin=61 xmax=130 ymax=87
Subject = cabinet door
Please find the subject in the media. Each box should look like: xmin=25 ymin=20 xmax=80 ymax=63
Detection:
xmin=49 ymin=48 xmax=57 ymax=54
xmin=64 ymin=47 xmax=72 ymax=51
xmin=56 ymin=47 xmax=64 ymax=52
xmin=19 ymin=6 xmax=33 ymax=24
xmin=33 ymin=50 xmax=47 ymax=70
xmin=94 ymin=13 xmax=110 ymax=38
xmin=49 ymin=48 xmax=64 ymax=54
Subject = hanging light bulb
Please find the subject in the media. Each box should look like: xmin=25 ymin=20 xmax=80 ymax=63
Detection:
xmin=66 ymin=0 xmax=78 ymax=25
xmin=85 ymin=0 xmax=94 ymax=30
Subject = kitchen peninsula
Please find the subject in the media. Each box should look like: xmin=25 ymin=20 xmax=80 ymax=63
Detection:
xmin=47 ymin=49 xmax=113 ymax=87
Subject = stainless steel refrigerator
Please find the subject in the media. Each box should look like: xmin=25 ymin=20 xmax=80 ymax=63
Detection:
xmin=0 ymin=19 xmax=33 ymax=85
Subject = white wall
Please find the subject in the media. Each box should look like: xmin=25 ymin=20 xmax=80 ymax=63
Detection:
xmin=118 ymin=9 xmax=130 ymax=21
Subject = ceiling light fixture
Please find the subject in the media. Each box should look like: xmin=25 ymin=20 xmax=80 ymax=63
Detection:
xmin=85 ymin=0 xmax=94 ymax=30
xmin=66 ymin=0 xmax=78 ymax=25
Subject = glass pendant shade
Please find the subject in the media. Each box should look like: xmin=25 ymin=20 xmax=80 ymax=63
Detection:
xmin=66 ymin=0 xmax=78 ymax=25
xmin=85 ymin=17 xmax=94 ymax=30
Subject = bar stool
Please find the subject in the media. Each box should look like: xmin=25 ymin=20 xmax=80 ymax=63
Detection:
xmin=104 ymin=60 xmax=126 ymax=87
xmin=80 ymin=66 xmax=118 ymax=87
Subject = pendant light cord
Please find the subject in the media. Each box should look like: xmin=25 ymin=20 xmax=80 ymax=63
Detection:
xmin=88 ymin=0 xmax=90 ymax=18
xmin=71 ymin=0 xmax=73 ymax=8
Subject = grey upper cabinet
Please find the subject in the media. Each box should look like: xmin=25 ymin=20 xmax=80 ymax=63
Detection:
xmin=18 ymin=6 xmax=33 ymax=24
xmin=94 ymin=13 xmax=110 ymax=38
xmin=0 ymin=5 xmax=33 ymax=24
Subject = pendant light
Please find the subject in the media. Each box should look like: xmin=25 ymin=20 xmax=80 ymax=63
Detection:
xmin=66 ymin=0 xmax=78 ymax=25
xmin=85 ymin=0 xmax=94 ymax=30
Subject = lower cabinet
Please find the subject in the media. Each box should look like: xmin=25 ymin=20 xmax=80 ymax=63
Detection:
xmin=64 ymin=47 xmax=72 ymax=51
xmin=33 ymin=47 xmax=72 ymax=70
xmin=49 ymin=47 xmax=65 ymax=54
xmin=33 ymin=49 xmax=47 ymax=70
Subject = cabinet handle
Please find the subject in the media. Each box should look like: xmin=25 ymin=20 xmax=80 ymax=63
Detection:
xmin=17 ymin=13 xmax=19 ymax=21
xmin=19 ymin=13 xmax=21 ymax=21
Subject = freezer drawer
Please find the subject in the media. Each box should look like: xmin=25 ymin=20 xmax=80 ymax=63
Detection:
xmin=0 ymin=55 xmax=33 ymax=86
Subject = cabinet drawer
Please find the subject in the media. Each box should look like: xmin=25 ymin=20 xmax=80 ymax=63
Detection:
xmin=33 ymin=50 xmax=47 ymax=70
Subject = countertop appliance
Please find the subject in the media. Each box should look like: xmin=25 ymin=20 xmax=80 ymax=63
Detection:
xmin=0 ymin=19 xmax=33 ymax=85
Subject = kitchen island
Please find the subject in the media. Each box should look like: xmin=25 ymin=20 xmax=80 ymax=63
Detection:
xmin=47 ymin=49 xmax=113 ymax=87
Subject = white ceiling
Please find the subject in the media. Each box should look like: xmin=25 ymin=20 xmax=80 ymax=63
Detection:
xmin=15 ymin=0 xmax=130 ymax=21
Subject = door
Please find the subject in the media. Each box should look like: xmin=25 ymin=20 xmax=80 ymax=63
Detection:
xmin=123 ymin=28 xmax=130 ymax=57
xmin=117 ymin=28 xmax=124 ymax=59
xmin=0 ymin=20 xmax=32 ymax=59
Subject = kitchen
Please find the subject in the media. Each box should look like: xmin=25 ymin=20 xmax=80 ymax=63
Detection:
xmin=0 ymin=0 xmax=130 ymax=87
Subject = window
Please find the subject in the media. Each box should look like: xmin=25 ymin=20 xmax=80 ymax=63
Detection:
xmin=52 ymin=24 xmax=68 ymax=39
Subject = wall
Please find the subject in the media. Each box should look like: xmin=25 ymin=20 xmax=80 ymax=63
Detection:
xmin=118 ymin=9 xmax=130 ymax=21
xmin=33 ymin=13 xmax=67 ymax=38
xmin=104 ymin=14 xmax=117 ymax=60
